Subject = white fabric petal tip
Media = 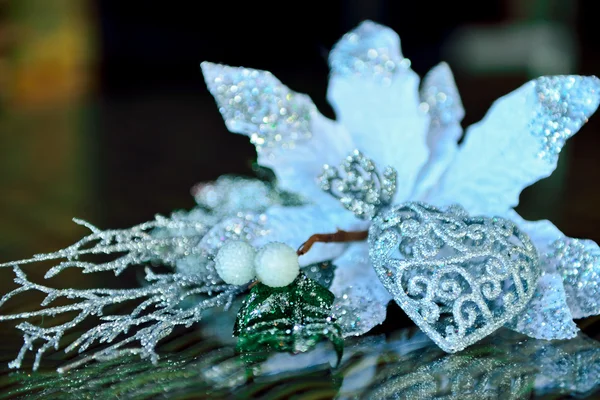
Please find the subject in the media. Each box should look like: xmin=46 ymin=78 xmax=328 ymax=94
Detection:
xmin=545 ymin=238 xmax=600 ymax=319
xmin=201 ymin=61 xmax=356 ymax=207
xmin=200 ymin=61 xmax=315 ymax=153
xmin=413 ymin=62 xmax=464 ymax=199
xmin=506 ymin=273 xmax=578 ymax=340
xmin=420 ymin=62 xmax=464 ymax=127
xmin=429 ymin=74 xmax=600 ymax=216
xmin=327 ymin=21 xmax=429 ymax=203
xmin=330 ymin=243 xmax=391 ymax=337
xmin=509 ymin=211 xmax=600 ymax=321
xmin=328 ymin=20 xmax=410 ymax=84
xmin=532 ymin=75 xmax=600 ymax=162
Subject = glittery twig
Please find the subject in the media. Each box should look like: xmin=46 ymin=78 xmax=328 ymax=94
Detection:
xmin=297 ymin=229 xmax=368 ymax=256
xmin=0 ymin=217 xmax=211 ymax=277
xmin=0 ymin=216 xmax=243 ymax=372
xmin=0 ymin=265 xmax=242 ymax=372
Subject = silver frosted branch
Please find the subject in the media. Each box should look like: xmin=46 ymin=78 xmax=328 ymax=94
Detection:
xmin=1 ymin=266 xmax=242 ymax=372
xmin=0 ymin=216 xmax=216 ymax=277
xmin=0 ymin=215 xmax=244 ymax=372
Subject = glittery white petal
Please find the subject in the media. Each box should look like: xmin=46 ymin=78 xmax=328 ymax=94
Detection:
xmin=428 ymin=75 xmax=600 ymax=215
xmin=504 ymin=210 xmax=565 ymax=270
xmin=201 ymin=62 xmax=315 ymax=152
xmin=506 ymin=272 xmax=578 ymax=340
xmin=545 ymin=238 xmax=600 ymax=319
xmin=413 ymin=62 xmax=464 ymax=199
xmin=327 ymin=21 xmax=429 ymax=202
xmin=201 ymin=62 xmax=354 ymax=208
xmin=502 ymin=211 xmax=578 ymax=339
xmin=253 ymin=205 xmax=365 ymax=267
xmin=506 ymin=210 xmax=600 ymax=319
xmin=330 ymin=242 xmax=391 ymax=337
xmin=259 ymin=113 xmax=356 ymax=209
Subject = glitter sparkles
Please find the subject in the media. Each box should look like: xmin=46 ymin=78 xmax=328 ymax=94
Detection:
xmin=506 ymin=273 xmax=578 ymax=339
xmin=329 ymin=20 xmax=410 ymax=84
xmin=199 ymin=212 xmax=269 ymax=254
xmin=330 ymin=243 xmax=391 ymax=336
xmin=420 ymin=62 xmax=464 ymax=128
xmin=531 ymin=75 xmax=600 ymax=161
xmin=547 ymin=238 xmax=600 ymax=318
xmin=0 ymin=216 xmax=244 ymax=371
xmin=201 ymin=62 xmax=315 ymax=153
xmin=331 ymin=284 xmax=387 ymax=337
xmin=318 ymin=150 xmax=397 ymax=220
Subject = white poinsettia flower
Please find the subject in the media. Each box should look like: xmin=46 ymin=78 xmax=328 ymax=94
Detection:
xmin=202 ymin=20 xmax=600 ymax=340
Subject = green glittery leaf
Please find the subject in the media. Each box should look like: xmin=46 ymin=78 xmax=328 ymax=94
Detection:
xmin=234 ymin=272 xmax=343 ymax=364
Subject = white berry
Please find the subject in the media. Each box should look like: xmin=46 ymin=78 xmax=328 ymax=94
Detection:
xmin=254 ymin=242 xmax=299 ymax=287
xmin=214 ymin=240 xmax=256 ymax=285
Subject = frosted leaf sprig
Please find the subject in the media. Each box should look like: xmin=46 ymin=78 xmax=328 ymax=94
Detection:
xmin=0 ymin=216 xmax=242 ymax=372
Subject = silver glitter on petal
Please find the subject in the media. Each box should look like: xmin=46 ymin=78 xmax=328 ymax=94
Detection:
xmin=506 ymin=273 xmax=578 ymax=340
xmin=531 ymin=75 xmax=600 ymax=161
xmin=201 ymin=62 xmax=315 ymax=153
xmin=420 ymin=62 xmax=465 ymax=128
xmin=546 ymin=238 xmax=600 ymax=318
xmin=369 ymin=202 xmax=540 ymax=353
xmin=318 ymin=150 xmax=397 ymax=220
xmin=427 ymin=75 xmax=599 ymax=217
xmin=331 ymin=287 xmax=388 ymax=337
xmin=329 ymin=20 xmax=410 ymax=85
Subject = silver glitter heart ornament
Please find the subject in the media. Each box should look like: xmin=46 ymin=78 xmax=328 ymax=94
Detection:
xmin=369 ymin=202 xmax=540 ymax=352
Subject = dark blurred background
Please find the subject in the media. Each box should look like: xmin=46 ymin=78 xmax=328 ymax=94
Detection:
xmin=1 ymin=0 xmax=599 ymax=280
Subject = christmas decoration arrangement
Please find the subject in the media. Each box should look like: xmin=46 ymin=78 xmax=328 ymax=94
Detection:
xmin=1 ymin=20 xmax=599 ymax=376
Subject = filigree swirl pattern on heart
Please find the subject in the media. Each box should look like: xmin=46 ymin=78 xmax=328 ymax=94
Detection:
xmin=368 ymin=202 xmax=540 ymax=352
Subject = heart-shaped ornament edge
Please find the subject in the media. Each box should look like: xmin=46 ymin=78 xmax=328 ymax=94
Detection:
xmin=368 ymin=202 xmax=540 ymax=353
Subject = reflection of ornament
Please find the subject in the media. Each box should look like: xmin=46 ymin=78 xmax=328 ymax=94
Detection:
xmin=5 ymin=320 xmax=600 ymax=398
xmin=369 ymin=202 xmax=540 ymax=352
